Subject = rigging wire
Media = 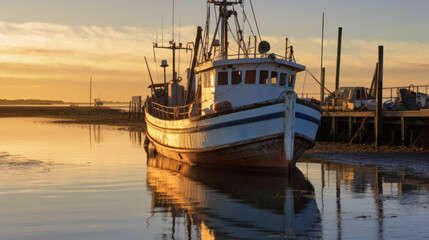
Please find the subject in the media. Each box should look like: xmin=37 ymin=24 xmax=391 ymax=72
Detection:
xmin=249 ymin=0 xmax=261 ymax=41
xmin=227 ymin=22 xmax=239 ymax=47
xmin=232 ymin=5 xmax=248 ymax=55
xmin=155 ymin=58 xmax=160 ymax=83
xmin=301 ymin=70 xmax=308 ymax=97
xmin=270 ymin=39 xmax=286 ymax=50
xmin=200 ymin=2 xmax=211 ymax=62
xmin=228 ymin=46 xmax=238 ymax=53
xmin=242 ymin=9 xmax=256 ymax=38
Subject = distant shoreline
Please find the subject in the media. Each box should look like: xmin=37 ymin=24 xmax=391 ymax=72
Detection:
xmin=0 ymin=99 xmax=127 ymax=105
xmin=0 ymin=106 xmax=145 ymax=131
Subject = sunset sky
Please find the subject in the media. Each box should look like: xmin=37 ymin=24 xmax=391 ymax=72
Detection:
xmin=0 ymin=0 xmax=428 ymax=102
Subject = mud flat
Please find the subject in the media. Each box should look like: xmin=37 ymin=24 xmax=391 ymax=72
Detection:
xmin=309 ymin=142 xmax=429 ymax=154
xmin=304 ymin=142 xmax=429 ymax=178
xmin=0 ymin=106 xmax=145 ymax=131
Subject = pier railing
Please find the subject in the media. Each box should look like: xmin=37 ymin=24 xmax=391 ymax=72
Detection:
xmin=148 ymin=100 xmax=190 ymax=120
xmin=300 ymin=84 xmax=429 ymax=111
xmin=383 ymin=84 xmax=429 ymax=101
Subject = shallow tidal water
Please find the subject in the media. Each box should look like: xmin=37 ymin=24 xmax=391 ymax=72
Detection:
xmin=0 ymin=118 xmax=428 ymax=240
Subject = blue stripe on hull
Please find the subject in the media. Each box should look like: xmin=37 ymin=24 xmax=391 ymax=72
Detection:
xmin=295 ymin=112 xmax=321 ymax=126
xmin=199 ymin=111 xmax=320 ymax=132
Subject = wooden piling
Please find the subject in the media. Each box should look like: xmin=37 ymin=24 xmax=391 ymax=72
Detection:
xmin=320 ymin=67 xmax=326 ymax=102
xmin=128 ymin=101 xmax=131 ymax=119
xmin=375 ymin=46 xmax=384 ymax=146
xmin=401 ymin=115 xmax=407 ymax=145
xmin=335 ymin=27 xmax=342 ymax=91
xmin=348 ymin=117 xmax=352 ymax=142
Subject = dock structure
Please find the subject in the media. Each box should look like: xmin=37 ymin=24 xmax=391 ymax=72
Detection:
xmin=129 ymin=96 xmax=143 ymax=119
xmin=318 ymin=110 xmax=429 ymax=147
xmin=317 ymin=45 xmax=429 ymax=148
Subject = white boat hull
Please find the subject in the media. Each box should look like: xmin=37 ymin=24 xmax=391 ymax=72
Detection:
xmin=145 ymin=99 xmax=321 ymax=169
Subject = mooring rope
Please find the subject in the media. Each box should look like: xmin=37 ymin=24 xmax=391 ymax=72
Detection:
xmin=349 ymin=116 xmax=368 ymax=145
xmin=306 ymin=69 xmax=334 ymax=96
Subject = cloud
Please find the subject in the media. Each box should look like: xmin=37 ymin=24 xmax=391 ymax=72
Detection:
xmin=289 ymin=37 xmax=429 ymax=96
xmin=0 ymin=21 xmax=199 ymax=101
xmin=0 ymin=20 xmax=428 ymax=101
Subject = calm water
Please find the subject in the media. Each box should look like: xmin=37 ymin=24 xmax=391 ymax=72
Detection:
xmin=0 ymin=118 xmax=428 ymax=240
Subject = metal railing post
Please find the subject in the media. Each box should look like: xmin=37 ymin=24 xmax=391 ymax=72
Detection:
xmin=390 ymin=88 xmax=393 ymax=101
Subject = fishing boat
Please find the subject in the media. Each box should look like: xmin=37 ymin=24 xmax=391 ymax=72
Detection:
xmin=144 ymin=0 xmax=322 ymax=169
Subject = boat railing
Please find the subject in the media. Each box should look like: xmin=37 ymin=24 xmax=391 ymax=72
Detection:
xmin=211 ymin=53 xmax=295 ymax=62
xmin=148 ymin=100 xmax=191 ymax=120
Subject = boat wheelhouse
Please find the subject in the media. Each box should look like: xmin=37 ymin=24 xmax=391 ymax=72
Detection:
xmin=144 ymin=0 xmax=322 ymax=170
xmin=197 ymin=57 xmax=304 ymax=114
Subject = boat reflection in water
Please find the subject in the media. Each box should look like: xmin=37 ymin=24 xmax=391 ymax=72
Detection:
xmin=146 ymin=154 xmax=320 ymax=239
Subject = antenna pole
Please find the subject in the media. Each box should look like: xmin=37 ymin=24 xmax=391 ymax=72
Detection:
xmin=172 ymin=0 xmax=175 ymax=41
xmin=145 ymin=57 xmax=159 ymax=103
xmin=186 ymin=26 xmax=203 ymax=105
xmin=254 ymin=35 xmax=257 ymax=58
xmin=162 ymin=15 xmax=164 ymax=46
xmin=172 ymin=42 xmax=176 ymax=82
xmin=178 ymin=17 xmax=181 ymax=78
xmin=285 ymin=38 xmax=288 ymax=60
xmin=220 ymin=1 xmax=228 ymax=59
xmin=320 ymin=12 xmax=325 ymax=101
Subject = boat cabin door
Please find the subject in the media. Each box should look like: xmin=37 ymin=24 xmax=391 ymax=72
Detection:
xmin=200 ymin=70 xmax=215 ymax=115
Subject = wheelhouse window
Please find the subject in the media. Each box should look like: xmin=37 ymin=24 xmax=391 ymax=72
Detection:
xmin=245 ymin=70 xmax=256 ymax=84
xmin=270 ymin=71 xmax=278 ymax=85
xmin=218 ymin=71 xmax=228 ymax=85
xmin=288 ymin=74 xmax=295 ymax=87
xmin=259 ymin=70 xmax=268 ymax=84
xmin=231 ymin=70 xmax=242 ymax=85
xmin=279 ymin=73 xmax=287 ymax=86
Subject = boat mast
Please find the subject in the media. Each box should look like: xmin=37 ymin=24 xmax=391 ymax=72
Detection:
xmin=153 ymin=1 xmax=192 ymax=84
xmin=209 ymin=0 xmax=242 ymax=60
xmin=220 ymin=0 xmax=228 ymax=59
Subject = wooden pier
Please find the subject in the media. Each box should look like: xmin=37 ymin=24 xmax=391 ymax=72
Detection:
xmin=318 ymin=110 xmax=429 ymax=147
xmin=316 ymin=44 xmax=429 ymax=147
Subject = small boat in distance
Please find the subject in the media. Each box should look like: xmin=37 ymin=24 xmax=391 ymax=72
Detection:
xmin=94 ymin=97 xmax=104 ymax=107
xmin=144 ymin=0 xmax=322 ymax=170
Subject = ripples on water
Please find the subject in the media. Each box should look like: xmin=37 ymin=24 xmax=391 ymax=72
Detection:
xmin=0 ymin=118 xmax=428 ymax=240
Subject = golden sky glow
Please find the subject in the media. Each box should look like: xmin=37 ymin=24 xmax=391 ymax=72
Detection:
xmin=0 ymin=11 xmax=428 ymax=101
